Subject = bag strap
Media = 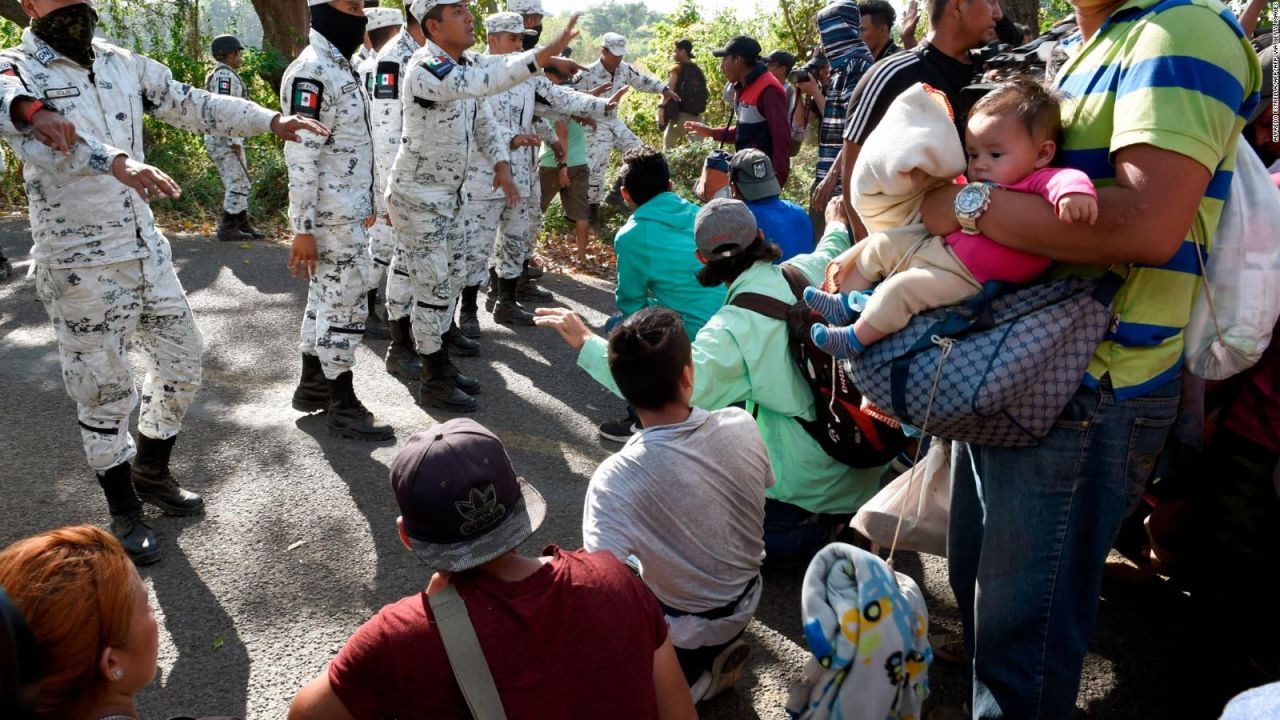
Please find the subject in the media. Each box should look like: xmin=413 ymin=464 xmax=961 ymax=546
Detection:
xmin=729 ymin=291 xmax=792 ymax=319
xmin=429 ymin=585 xmax=508 ymax=720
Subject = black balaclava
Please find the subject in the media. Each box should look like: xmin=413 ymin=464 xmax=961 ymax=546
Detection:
xmin=522 ymin=24 xmax=542 ymax=50
xmin=311 ymin=3 xmax=369 ymax=59
xmin=30 ymin=2 xmax=99 ymax=69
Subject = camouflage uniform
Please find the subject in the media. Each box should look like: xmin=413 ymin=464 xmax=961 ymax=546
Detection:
xmin=0 ymin=31 xmax=278 ymax=471
xmin=369 ymin=28 xmax=419 ymax=322
xmin=203 ymin=62 xmax=251 ymax=214
xmin=575 ymin=59 xmax=666 ymax=204
xmin=281 ymin=30 xmax=376 ymax=380
xmin=385 ymin=40 xmax=540 ymax=355
xmin=465 ymin=59 xmax=613 ymax=282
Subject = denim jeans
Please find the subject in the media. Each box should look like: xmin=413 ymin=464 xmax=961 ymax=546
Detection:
xmin=948 ymin=376 xmax=1180 ymax=719
xmin=763 ymin=498 xmax=847 ymax=562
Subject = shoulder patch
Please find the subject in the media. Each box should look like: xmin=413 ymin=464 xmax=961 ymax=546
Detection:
xmin=290 ymin=77 xmax=324 ymax=120
xmin=216 ymin=76 xmax=232 ymax=95
xmin=423 ymin=54 xmax=455 ymax=81
xmin=0 ymin=60 xmax=17 ymax=78
xmin=374 ymin=60 xmax=400 ymax=100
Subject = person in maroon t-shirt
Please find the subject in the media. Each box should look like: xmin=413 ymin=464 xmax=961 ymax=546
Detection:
xmin=286 ymin=416 xmax=696 ymax=720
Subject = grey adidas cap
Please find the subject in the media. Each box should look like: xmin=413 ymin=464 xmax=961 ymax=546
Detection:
xmin=695 ymin=198 xmax=760 ymax=260
xmin=730 ymin=148 xmax=781 ymax=201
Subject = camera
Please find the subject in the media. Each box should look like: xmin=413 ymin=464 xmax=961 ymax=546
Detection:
xmin=788 ymin=68 xmax=810 ymax=84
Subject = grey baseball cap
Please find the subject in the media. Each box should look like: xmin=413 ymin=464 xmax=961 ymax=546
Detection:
xmin=695 ymin=198 xmax=760 ymax=260
xmin=390 ymin=419 xmax=546 ymax=572
xmin=730 ymin=148 xmax=781 ymax=201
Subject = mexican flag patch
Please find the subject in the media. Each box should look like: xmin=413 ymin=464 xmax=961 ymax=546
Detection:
xmin=374 ymin=61 xmax=400 ymax=100
xmin=290 ymin=78 xmax=323 ymax=119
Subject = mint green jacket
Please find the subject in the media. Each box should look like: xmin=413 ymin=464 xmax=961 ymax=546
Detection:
xmin=581 ymin=222 xmax=884 ymax=515
xmin=614 ymin=192 xmax=727 ymax=338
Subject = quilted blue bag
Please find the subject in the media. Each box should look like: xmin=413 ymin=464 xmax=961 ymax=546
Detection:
xmin=844 ymin=273 xmax=1124 ymax=447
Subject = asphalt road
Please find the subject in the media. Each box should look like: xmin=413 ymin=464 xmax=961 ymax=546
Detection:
xmin=0 ymin=215 xmax=1220 ymax=719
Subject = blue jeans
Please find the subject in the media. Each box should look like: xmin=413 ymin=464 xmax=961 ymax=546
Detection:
xmin=948 ymin=377 xmax=1180 ymax=719
xmin=763 ymin=498 xmax=846 ymax=562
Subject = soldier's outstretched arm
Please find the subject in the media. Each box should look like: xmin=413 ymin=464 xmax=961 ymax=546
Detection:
xmin=475 ymin=96 xmax=513 ymax=168
xmin=136 ymin=53 xmax=328 ymax=143
xmin=535 ymin=76 xmax=612 ymax=121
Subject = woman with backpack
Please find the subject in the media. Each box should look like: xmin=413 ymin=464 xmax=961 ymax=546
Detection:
xmin=537 ymin=198 xmax=887 ymax=562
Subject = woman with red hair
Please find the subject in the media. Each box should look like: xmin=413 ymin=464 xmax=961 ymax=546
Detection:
xmin=0 ymin=525 xmax=158 ymax=720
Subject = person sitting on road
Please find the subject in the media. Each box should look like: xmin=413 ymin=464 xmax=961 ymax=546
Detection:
xmin=729 ymin=148 xmax=813 ymax=262
xmin=537 ymin=197 xmax=885 ymax=562
xmin=583 ymin=306 xmax=772 ymax=702
xmin=288 ymin=418 xmax=697 ymax=720
xmin=0 ymin=526 xmax=163 ymax=720
xmin=595 ymin=147 xmax=727 ymax=444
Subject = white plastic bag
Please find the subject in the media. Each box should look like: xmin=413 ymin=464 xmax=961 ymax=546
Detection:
xmin=1184 ymin=143 xmax=1280 ymax=380
xmin=851 ymin=440 xmax=950 ymax=557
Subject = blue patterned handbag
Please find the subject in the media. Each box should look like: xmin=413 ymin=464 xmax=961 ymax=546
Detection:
xmin=844 ymin=273 xmax=1124 ymax=447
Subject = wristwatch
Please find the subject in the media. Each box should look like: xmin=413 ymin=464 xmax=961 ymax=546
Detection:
xmin=954 ymin=182 xmax=994 ymax=235
xmin=20 ymin=99 xmax=47 ymax=127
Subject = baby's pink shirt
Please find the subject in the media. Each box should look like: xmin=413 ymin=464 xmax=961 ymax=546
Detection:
xmin=944 ymin=166 xmax=1096 ymax=284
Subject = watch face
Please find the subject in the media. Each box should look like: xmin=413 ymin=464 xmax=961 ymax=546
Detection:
xmin=956 ymin=185 xmax=985 ymax=214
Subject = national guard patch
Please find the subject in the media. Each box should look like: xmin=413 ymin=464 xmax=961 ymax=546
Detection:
xmin=216 ymin=77 xmax=232 ymax=94
xmin=291 ymin=78 xmax=323 ymax=120
xmin=374 ymin=61 xmax=400 ymax=100
xmin=423 ymin=55 xmax=455 ymax=80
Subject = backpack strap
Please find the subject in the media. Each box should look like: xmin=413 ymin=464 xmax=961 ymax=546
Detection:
xmin=779 ymin=264 xmax=811 ymax=301
xmin=729 ymin=291 xmax=792 ymax=320
xmin=429 ymin=585 xmax=508 ymax=720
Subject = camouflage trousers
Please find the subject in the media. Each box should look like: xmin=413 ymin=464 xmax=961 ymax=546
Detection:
xmin=205 ymin=139 xmax=250 ymax=215
xmin=388 ymin=193 xmax=466 ymax=356
xmin=33 ymin=247 xmax=203 ymax=472
xmin=585 ymin=117 xmax=644 ymax=205
xmin=366 ymin=216 xmax=395 ymax=293
xmin=299 ymin=222 xmax=371 ymax=379
xmin=383 ymin=244 xmax=415 ymax=322
xmin=487 ymin=196 xmax=536 ymax=282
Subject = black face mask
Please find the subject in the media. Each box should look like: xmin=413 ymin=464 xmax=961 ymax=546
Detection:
xmin=522 ymin=24 xmax=542 ymax=51
xmin=311 ymin=4 xmax=369 ymax=60
xmin=31 ymin=2 xmax=99 ymax=69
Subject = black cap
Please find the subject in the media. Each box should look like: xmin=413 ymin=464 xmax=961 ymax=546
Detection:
xmin=675 ymin=38 xmax=694 ymax=56
xmin=711 ymin=35 xmax=762 ymax=60
xmin=210 ymin=34 xmax=243 ymax=57
xmin=389 ymin=419 xmax=546 ymax=572
xmin=764 ymin=49 xmax=797 ymax=69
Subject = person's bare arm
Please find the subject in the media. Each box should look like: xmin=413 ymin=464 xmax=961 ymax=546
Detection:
xmin=1238 ymin=0 xmax=1267 ymax=37
xmin=288 ymin=672 xmax=356 ymax=720
xmin=839 ymin=139 xmax=869 ymax=241
xmin=653 ymin=636 xmax=698 ymax=720
xmin=920 ymin=144 xmax=1211 ymax=266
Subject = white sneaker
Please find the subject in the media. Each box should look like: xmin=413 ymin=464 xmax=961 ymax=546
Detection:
xmin=698 ymin=639 xmax=750 ymax=701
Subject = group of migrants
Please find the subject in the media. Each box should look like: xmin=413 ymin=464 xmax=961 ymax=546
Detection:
xmin=1 ymin=0 xmax=1278 ymax=716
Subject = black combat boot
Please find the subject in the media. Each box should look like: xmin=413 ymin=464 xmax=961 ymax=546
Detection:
xmin=216 ymin=211 xmax=251 ymax=242
xmin=365 ymin=288 xmax=390 ymax=340
xmin=484 ymin=267 xmax=501 ymax=313
xmin=459 ymin=284 xmax=482 ymax=338
xmin=132 ymin=434 xmax=205 ymax=516
xmin=236 ymin=211 xmax=266 ymax=239
xmin=493 ymin=276 xmax=536 ymax=326
xmin=444 ymin=322 xmax=481 ymax=357
xmin=326 ymin=371 xmax=395 ymax=441
xmin=292 ymin=353 xmax=330 ymax=412
xmin=439 ymin=340 xmax=481 ymax=395
xmin=516 ymin=265 xmax=554 ymax=303
xmin=98 ymin=462 xmax=161 ymax=565
xmin=385 ymin=316 xmax=422 ymax=379
xmin=524 ymin=256 xmax=545 ymax=280
xmin=417 ymin=350 xmax=478 ymax=412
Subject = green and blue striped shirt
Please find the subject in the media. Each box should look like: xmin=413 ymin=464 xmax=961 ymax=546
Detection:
xmin=1052 ymin=0 xmax=1262 ymax=399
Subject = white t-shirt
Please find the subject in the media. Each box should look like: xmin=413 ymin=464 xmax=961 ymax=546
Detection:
xmin=583 ymin=406 xmax=774 ymax=649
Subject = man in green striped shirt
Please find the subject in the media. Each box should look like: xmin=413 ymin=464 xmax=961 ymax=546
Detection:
xmin=921 ymin=0 xmax=1261 ymax=715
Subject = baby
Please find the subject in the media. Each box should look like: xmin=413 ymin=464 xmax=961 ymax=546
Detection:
xmin=806 ymin=79 xmax=1098 ymax=356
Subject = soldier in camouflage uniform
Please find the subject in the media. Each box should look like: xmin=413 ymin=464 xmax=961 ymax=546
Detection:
xmin=368 ymin=7 xmax=426 ymax=380
xmin=284 ymin=0 xmax=393 ymax=442
xmin=204 ymin=34 xmax=262 ymax=243
xmin=387 ymin=0 xmax=578 ymax=412
xmin=467 ymin=12 xmax=619 ymax=332
xmin=352 ymin=7 xmax=401 ymax=341
xmin=0 ymin=0 xmax=325 ymax=564
xmin=575 ymin=33 xmax=680 ymax=206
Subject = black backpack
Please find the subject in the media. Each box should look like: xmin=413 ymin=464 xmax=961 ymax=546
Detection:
xmin=730 ymin=264 xmax=908 ymax=469
xmin=675 ymin=61 xmax=709 ymax=115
